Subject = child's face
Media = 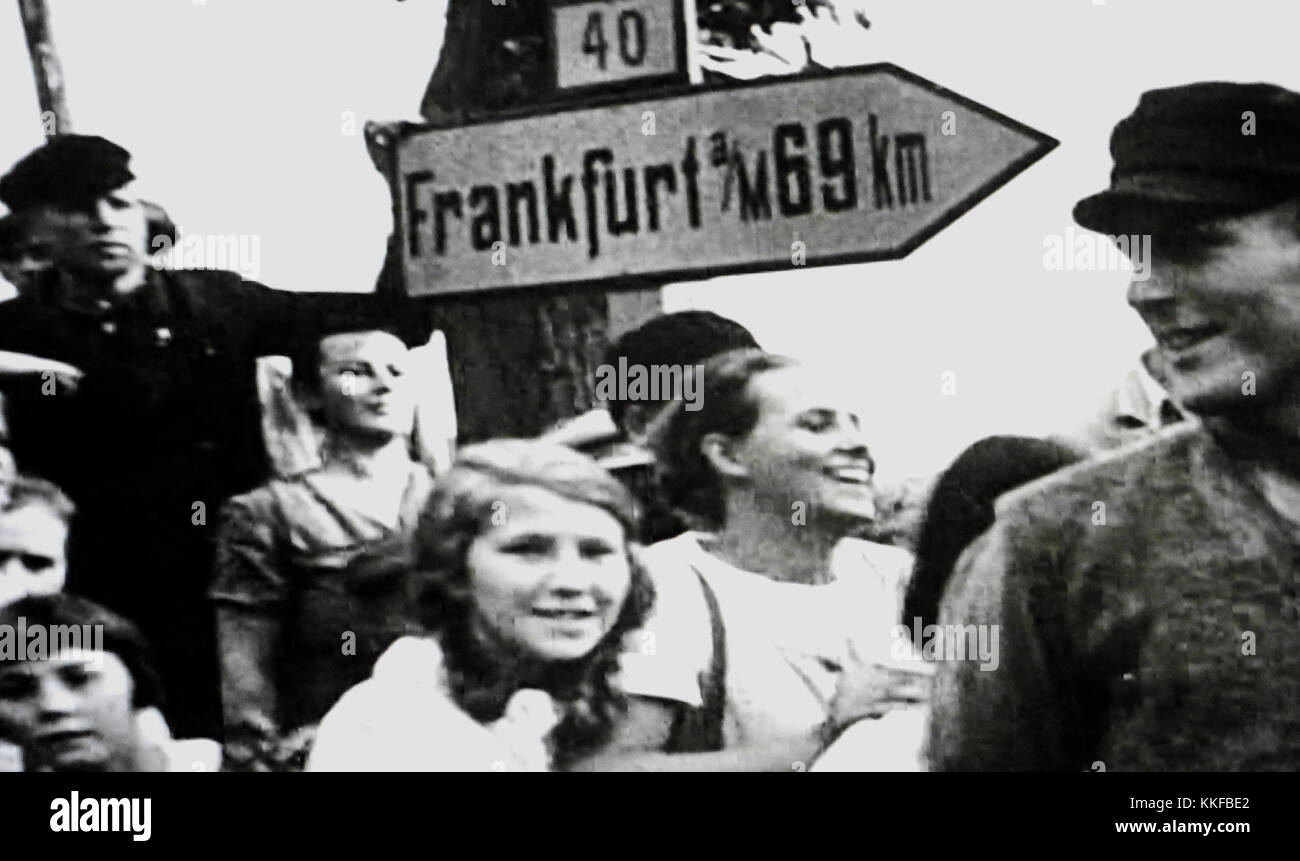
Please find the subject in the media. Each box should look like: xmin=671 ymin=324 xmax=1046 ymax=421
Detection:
xmin=465 ymin=485 xmax=632 ymax=662
xmin=0 ymin=649 xmax=138 ymax=772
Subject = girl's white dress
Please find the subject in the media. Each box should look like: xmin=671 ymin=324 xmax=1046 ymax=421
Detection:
xmin=307 ymin=637 xmax=557 ymax=772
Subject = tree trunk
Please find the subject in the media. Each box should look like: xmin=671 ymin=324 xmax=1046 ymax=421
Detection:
xmin=411 ymin=0 xmax=663 ymax=442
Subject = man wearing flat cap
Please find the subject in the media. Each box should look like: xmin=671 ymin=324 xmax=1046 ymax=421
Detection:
xmin=929 ymin=82 xmax=1300 ymax=771
xmin=0 ymin=134 xmax=431 ymax=739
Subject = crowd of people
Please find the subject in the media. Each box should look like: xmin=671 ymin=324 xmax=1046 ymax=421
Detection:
xmin=1 ymin=77 xmax=1299 ymax=772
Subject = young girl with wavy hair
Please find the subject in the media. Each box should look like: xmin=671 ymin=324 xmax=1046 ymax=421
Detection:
xmin=308 ymin=439 xmax=654 ymax=771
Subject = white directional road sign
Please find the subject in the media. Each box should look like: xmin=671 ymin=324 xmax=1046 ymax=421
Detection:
xmin=395 ymin=63 xmax=1057 ymax=297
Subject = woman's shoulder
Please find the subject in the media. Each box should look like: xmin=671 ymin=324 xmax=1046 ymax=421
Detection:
xmin=221 ymin=471 xmax=320 ymax=520
xmin=306 ymin=637 xmax=452 ymax=771
xmin=327 ymin=636 xmax=447 ymax=715
xmin=371 ymin=636 xmax=447 ymax=686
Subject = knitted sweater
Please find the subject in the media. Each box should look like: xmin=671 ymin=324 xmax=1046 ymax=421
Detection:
xmin=929 ymin=423 xmax=1300 ymax=771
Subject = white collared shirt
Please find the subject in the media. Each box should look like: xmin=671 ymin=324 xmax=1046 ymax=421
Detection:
xmin=1064 ymin=353 xmax=1192 ymax=455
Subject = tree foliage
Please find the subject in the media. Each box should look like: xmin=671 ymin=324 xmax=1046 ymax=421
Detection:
xmin=421 ymin=0 xmax=845 ymax=120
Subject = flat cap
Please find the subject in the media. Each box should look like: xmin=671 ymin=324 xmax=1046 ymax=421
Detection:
xmin=1073 ymin=82 xmax=1300 ymax=233
xmin=0 ymin=134 xmax=135 ymax=212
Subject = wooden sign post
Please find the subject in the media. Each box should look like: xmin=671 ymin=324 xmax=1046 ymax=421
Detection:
xmin=383 ymin=0 xmax=696 ymax=442
xmin=16 ymin=0 xmax=72 ymax=133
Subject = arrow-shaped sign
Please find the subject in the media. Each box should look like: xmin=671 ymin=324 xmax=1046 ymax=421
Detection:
xmin=396 ymin=63 xmax=1056 ymax=296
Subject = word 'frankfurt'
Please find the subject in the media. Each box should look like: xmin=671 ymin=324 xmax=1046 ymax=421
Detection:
xmin=405 ymin=114 xmax=931 ymax=262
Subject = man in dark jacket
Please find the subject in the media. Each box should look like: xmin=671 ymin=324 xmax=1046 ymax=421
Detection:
xmin=0 ymin=134 xmax=430 ymax=738
xmin=929 ymin=82 xmax=1300 ymax=771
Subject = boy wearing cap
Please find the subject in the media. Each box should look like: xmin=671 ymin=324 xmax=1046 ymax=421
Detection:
xmin=0 ymin=135 xmax=430 ymax=739
xmin=929 ymin=82 xmax=1300 ymax=771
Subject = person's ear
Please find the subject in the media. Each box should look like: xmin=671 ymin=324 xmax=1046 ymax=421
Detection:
xmin=700 ymin=432 xmax=748 ymax=480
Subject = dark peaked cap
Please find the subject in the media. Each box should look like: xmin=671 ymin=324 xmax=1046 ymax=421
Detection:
xmin=1073 ymin=82 xmax=1300 ymax=233
xmin=0 ymin=134 xmax=135 ymax=212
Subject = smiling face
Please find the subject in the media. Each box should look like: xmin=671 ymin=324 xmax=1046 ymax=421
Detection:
xmin=465 ymin=485 xmax=632 ymax=663
xmin=0 ymin=649 xmax=138 ymax=772
xmin=1127 ymin=201 xmax=1300 ymax=416
xmin=35 ymin=189 xmax=148 ymax=278
xmin=723 ymin=365 xmax=877 ymax=527
xmin=313 ymin=330 xmax=417 ymax=439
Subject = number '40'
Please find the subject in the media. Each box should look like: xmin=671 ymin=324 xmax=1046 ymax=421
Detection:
xmin=582 ymin=9 xmax=647 ymax=70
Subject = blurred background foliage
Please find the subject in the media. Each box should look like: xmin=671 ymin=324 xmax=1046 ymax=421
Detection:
xmin=421 ymin=0 xmax=852 ymax=119
xmin=699 ymin=0 xmax=836 ymax=49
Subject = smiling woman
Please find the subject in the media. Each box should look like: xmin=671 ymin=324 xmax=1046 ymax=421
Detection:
xmin=568 ymin=348 xmax=928 ymax=771
xmin=306 ymin=439 xmax=655 ymax=771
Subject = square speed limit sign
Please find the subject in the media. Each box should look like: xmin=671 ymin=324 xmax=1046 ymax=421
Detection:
xmin=549 ymin=0 xmax=689 ymax=94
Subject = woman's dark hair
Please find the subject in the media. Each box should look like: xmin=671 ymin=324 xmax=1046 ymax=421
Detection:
xmin=287 ymin=323 xmax=409 ymax=395
xmin=413 ymin=439 xmax=654 ymax=767
xmin=0 ymin=593 xmax=163 ymax=711
xmin=601 ymin=311 xmax=759 ymax=432
xmin=903 ymin=436 xmax=1086 ymax=631
xmin=648 ymin=348 xmax=799 ymax=533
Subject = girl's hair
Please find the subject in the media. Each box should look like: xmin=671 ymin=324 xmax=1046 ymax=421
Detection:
xmin=601 ymin=310 xmax=759 ymax=432
xmin=648 ymin=348 xmax=800 ymax=532
xmin=413 ymin=438 xmax=654 ymax=767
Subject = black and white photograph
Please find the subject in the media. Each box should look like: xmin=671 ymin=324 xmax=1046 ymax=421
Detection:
xmin=0 ymin=0 xmax=1292 ymax=840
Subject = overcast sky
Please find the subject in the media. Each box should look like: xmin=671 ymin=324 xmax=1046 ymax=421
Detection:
xmin=2 ymin=0 xmax=1296 ymax=480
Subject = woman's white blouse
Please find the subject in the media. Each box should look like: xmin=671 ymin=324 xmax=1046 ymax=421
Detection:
xmin=622 ymin=534 xmax=922 ymax=758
